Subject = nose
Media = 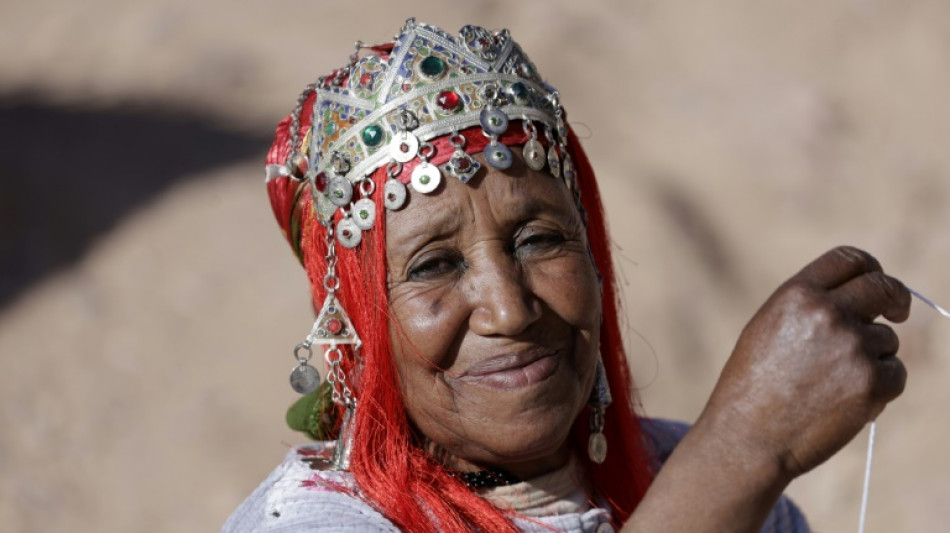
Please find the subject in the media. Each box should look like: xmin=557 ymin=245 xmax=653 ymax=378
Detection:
xmin=465 ymin=250 xmax=543 ymax=337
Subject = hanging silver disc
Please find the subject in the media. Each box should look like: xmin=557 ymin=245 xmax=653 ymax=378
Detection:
xmin=336 ymin=217 xmax=363 ymax=248
xmin=479 ymin=107 xmax=509 ymax=135
xmin=384 ymin=179 xmax=407 ymax=210
xmin=411 ymin=162 xmax=442 ymax=193
xmin=328 ymin=177 xmax=353 ymax=206
xmin=547 ymin=145 xmax=561 ymax=179
xmin=484 ymin=143 xmax=513 ymax=170
xmin=390 ymin=133 xmax=419 ymax=163
xmin=351 ymin=198 xmax=376 ymax=230
xmin=523 ymin=139 xmax=546 ymax=171
xmin=588 ymin=432 xmax=608 ymax=464
xmin=290 ymin=364 xmax=321 ymax=394
xmin=562 ymin=153 xmax=577 ymax=184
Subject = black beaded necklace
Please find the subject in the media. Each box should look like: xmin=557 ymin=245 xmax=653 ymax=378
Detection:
xmin=449 ymin=468 xmax=522 ymax=489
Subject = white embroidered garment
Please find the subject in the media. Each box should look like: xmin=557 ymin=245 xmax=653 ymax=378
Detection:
xmin=222 ymin=419 xmax=809 ymax=532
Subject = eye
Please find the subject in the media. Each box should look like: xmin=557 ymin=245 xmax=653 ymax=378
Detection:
xmin=407 ymin=252 xmax=466 ymax=281
xmin=513 ymin=227 xmax=567 ymax=255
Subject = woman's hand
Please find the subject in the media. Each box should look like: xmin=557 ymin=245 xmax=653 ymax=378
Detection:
xmin=703 ymin=245 xmax=909 ymax=479
xmin=624 ymin=246 xmax=910 ymax=532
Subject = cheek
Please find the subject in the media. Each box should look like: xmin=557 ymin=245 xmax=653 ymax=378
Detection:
xmin=388 ymin=286 xmax=468 ymax=384
xmin=531 ymin=257 xmax=601 ymax=330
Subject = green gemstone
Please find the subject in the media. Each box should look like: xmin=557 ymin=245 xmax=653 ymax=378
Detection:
xmin=419 ymin=56 xmax=446 ymax=78
xmin=420 ymin=175 xmax=430 ymax=185
xmin=324 ymin=122 xmax=337 ymax=135
xmin=361 ymin=125 xmax=383 ymax=147
xmin=334 ymin=190 xmax=343 ymax=199
xmin=509 ymin=82 xmax=529 ymax=103
xmin=359 ymin=209 xmax=369 ymax=219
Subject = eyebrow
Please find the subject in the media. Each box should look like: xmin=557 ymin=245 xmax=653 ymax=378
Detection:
xmin=387 ymin=186 xmax=577 ymax=265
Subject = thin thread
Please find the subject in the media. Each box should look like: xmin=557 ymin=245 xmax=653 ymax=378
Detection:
xmin=910 ymin=288 xmax=950 ymax=318
xmin=858 ymin=421 xmax=876 ymax=533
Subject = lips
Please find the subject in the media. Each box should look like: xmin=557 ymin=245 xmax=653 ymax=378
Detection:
xmin=455 ymin=346 xmax=562 ymax=390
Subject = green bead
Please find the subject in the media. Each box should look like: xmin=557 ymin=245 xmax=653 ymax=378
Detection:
xmin=420 ymin=175 xmax=430 ymax=185
xmin=361 ymin=124 xmax=383 ymax=147
xmin=359 ymin=209 xmax=369 ymax=219
xmin=419 ymin=56 xmax=447 ymax=78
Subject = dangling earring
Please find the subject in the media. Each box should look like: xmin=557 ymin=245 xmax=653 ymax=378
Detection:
xmin=287 ymin=211 xmax=361 ymax=470
xmin=588 ymin=357 xmax=612 ymax=464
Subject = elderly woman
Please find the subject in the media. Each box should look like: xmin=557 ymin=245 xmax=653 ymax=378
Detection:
xmin=224 ymin=19 xmax=909 ymax=532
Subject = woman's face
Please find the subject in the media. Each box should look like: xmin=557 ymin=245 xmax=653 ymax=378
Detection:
xmin=386 ymin=153 xmax=601 ymax=478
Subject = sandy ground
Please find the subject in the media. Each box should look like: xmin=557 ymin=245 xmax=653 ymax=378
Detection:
xmin=1 ymin=1 xmax=948 ymax=531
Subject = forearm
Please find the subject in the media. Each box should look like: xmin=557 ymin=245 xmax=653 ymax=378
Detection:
xmin=621 ymin=414 xmax=791 ymax=533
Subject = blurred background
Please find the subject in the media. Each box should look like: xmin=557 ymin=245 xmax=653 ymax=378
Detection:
xmin=1 ymin=0 xmax=948 ymax=531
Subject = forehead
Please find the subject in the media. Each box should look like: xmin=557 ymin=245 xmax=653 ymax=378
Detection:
xmin=385 ymin=159 xmax=579 ymax=248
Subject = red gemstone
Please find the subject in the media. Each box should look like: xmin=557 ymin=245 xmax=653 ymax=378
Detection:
xmin=436 ymin=91 xmax=461 ymax=111
xmin=315 ymin=172 xmax=328 ymax=192
xmin=327 ymin=318 xmax=343 ymax=335
xmin=360 ymin=73 xmax=373 ymax=86
xmin=455 ymin=157 xmax=471 ymax=170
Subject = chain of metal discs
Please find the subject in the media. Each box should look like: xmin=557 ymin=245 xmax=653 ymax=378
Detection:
xmin=321 ymin=222 xmax=355 ymax=407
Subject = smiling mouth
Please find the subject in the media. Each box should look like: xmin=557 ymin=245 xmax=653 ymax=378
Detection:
xmin=455 ymin=348 xmax=562 ymax=390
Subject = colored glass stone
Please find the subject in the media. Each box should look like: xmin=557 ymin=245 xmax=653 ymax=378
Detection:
xmin=327 ymin=318 xmax=343 ymax=334
xmin=361 ymin=125 xmax=384 ymax=147
xmin=420 ymin=175 xmax=430 ymax=185
xmin=508 ymin=82 xmax=529 ymax=104
xmin=315 ymin=172 xmax=328 ymax=192
xmin=324 ymin=122 xmax=337 ymax=135
xmin=419 ymin=56 xmax=447 ymax=78
xmin=436 ymin=91 xmax=461 ymax=112
xmin=359 ymin=209 xmax=369 ymax=219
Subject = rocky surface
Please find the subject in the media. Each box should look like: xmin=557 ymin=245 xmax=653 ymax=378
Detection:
xmin=1 ymin=1 xmax=948 ymax=531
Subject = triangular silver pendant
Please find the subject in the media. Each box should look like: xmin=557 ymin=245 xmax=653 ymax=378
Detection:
xmin=307 ymin=294 xmax=362 ymax=347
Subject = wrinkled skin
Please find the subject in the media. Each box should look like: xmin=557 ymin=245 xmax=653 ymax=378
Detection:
xmin=384 ymin=144 xmax=910 ymax=528
xmin=386 ymin=155 xmax=600 ymax=479
xmin=624 ymin=246 xmax=910 ymax=532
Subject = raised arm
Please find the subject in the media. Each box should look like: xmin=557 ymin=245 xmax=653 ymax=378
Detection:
xmin=623 ymin=246 xmax=910 ymax=532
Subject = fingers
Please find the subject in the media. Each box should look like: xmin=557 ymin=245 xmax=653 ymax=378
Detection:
xmin=794 ymin=246 xmax=883 ymax=290
xmin=858 ymin=322 xmax=906 ymax=416
xmin=832 ymin=271 xmax=912 ymax=323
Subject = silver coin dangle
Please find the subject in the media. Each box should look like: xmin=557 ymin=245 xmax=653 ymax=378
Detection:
xmin=523 ymin=139 xmax=546 ymax=171
xmin=336 ymin=216 xmax=362 ymax=248
xmin=351 ymin=198 xmax=376 ymax=230
xmin=328 ymin=177 xmax=353 ymax=206
xmin=411 ymin=162 xmax=441 ymax=193
xmin=384 ymin=178 xmax=407 ymax=210
xmin=484 ymin=142 xmax=513 ymax=170
xmin=390 ymin=133 xmax=419 ymax=163
xmin=547 ymin=145 xmax=561 ymax=179
xmin=290 ymin=343 xmax=321 ymax=395
xmin=479 ymin=107 xmax=509 ymax=135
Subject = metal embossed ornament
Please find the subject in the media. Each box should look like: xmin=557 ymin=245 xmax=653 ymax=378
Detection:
xmin=410 ymin=141 xmax=442 ymax=193
xmin=588 ymin=358 xmax=612 ymax=464
xmin=295 ymin=18 xmax=575 ymax=205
